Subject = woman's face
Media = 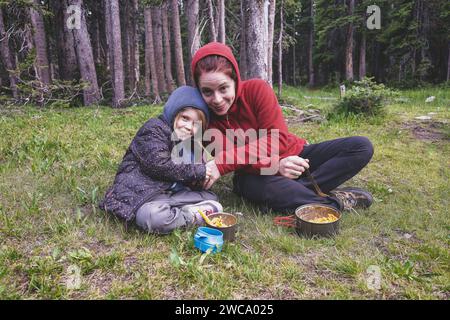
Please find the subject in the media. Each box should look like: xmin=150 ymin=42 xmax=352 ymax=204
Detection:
xmin=198 ymin=71 xmax=236 ymax=116
xmin=174 ymin=108 xmax=202 ymax=140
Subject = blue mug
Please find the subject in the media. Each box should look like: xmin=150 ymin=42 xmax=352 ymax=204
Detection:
xmin=194 ymin=227 xmax=224 ymax=253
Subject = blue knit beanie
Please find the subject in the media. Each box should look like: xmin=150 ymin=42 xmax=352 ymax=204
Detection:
xmin=162 ymin=86 xmax=209 ymax=129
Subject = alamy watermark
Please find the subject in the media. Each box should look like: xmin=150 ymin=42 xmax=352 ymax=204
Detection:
xmin=171 ymin=128 xmax=280 ymax=175
xmin=366 ymin=5 xmax=381 ymax=30
xmin=366 ymin=265 xmax=381 ymax=290
xmin=65 ymin=4 xmax=381 ymax=31
xmin=66 ymin=265 xmax=81 ymax=290
xmin=66 ymin=5 xmax=81 ymax=30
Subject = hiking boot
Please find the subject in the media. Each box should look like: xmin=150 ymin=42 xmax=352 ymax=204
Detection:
xmin=181 ymin=200 xmax=223 ymax=224
xmin=330 ymin=187 xmax=373 ymax=211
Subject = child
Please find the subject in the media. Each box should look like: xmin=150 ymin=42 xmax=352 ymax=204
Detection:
xmin=99 ymin=86 xmax=223 ymax=234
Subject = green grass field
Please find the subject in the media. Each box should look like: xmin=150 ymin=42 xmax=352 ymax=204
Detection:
xmin=0 ymin=86 xmax=449 ymax=299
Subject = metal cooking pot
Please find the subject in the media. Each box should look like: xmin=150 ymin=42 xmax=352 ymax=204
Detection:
xmin=274 ymin=203 xmax=342 ymax=238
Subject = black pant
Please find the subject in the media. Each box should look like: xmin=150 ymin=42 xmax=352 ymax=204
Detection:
xmin=232 ymin=136 xmax=374 ymax=212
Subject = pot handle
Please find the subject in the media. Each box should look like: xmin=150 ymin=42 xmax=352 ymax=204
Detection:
xmin=273 ymin=215 xmax=296 ymax=228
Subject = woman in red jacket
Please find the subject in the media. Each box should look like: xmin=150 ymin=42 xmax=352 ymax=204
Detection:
xmin=192 ymin=42 xmax=374 ymax=212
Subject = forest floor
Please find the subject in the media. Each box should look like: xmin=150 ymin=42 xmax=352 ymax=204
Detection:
xmin=0 ymin=86 xmax=449 ymax=299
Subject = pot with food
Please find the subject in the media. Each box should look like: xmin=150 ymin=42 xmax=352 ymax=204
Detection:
xmin=206 ymin=212 xmax=238 ymax=242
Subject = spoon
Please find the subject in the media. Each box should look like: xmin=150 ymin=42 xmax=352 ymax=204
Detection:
xmin=304 ymin=168 xmax=328 ymax=197
xmin=198 ymin=209 xmax=213 ymax=225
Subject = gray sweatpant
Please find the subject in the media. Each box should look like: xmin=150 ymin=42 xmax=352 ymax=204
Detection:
xmin=135 ymin=190 xmax=218 ymax=234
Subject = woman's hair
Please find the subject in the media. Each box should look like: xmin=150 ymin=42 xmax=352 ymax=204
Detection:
xmin=173 ymin=107 xmax=207 ymax=131
xmin=193 ymin=55 xmax=237 ymax=86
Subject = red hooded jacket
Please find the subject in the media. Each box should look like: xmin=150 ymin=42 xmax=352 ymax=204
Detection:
xmin=191 ymin=42 xmax=306 ymax=176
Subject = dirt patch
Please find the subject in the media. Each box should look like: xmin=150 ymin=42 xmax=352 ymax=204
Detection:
xmin=402 ymin=121 xmax=449 ymax=142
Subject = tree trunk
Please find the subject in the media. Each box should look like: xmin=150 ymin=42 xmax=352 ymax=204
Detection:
xmin=169 ymin=0 xmax=186 ymax=86
xmin=359 ymin=32 xmax=366 ymax=80
xmin=345 ymin=0 xmax=354 ymax=81
xmin=125 ymin=0 xmax=139 ymax=94
xmin=0 ymin=8 xmax=18 ymax=98
xmin=152 ymin=7 xmax=166 ymax=94
xmin=51 ymin=0 xmax=78 ymax=81
xmin=144 ymin=7 xmax=161 ymax=102
xmin=68 ymin=0 xmax=101 ymax=106
xmin=292 ymin=44 xmax=296 ymax=86
xmin=239 ymin=1 xmax=248 ymax=80
xmin=29 ymin=0 xmax=51 ymax=84
xmin=105 ymin=0 xmax=125 ymax=107
xmin=97 ymin=1 xmax=108 ymax=70
xmin=133 ymin=0 xmax=140 ymax=93
xmin=186 ymin=0 xmax=200 ymax=85
xmin=308 ymin=0 xmax=315 ymax=87
xmin=244 ymin=0 xmax=267 ymax=80
xmin=267 ymin=0 xmax=276 ymax=86
xmin=121 ymin=1 xmax=129 ymax=91
xmin=90 ymin=7 xmax=101 ymax=65
xmin=277 ymin=0 xmax=283 ymax=97
xmin=217 ymin=0 xmax=226 ymax=43
xmin=162 ymin=3 xmax=174 ymax=93
xmin=447 ymin=42 xmax=450 ymax=82
xmin=207 ymin=0 xmax=217 ymax=42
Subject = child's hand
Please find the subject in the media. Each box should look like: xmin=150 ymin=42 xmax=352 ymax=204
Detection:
xmin=203 ymin=160 xmax=221 ymax=190
xmin=205 ymin=166 xmax=212 ymax=180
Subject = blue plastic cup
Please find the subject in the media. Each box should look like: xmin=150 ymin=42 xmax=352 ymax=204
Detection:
xmin=194 ymin=227 xmax=224 ymax=253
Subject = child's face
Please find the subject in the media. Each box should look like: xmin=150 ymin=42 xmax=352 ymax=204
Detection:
xmin=174 ymin=108 xmax=202 ymax=140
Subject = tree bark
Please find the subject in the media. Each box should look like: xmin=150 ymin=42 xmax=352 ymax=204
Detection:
xmin=239 ymin=1 xmax=248 ymax=80
xmin=0 ymin=8 xmax=18 ymax=98
xmin=206 ymin=0 xmax=217 ymax=42
xmin=120 ymin=1 xmax=129 ymax=91
xmin=308 ymin=0 xmax=315 ymax=87
xmin=292 ymin=44 xmax=296 ymax=86
xmin=29 ymin=0 xmax=51 ymax=84
xmin=169 ymin=0 xmax=186 ymax=86
xmin=152 ymin=6 xmax=166 ymax=94
xmin=447 ymin=42 xmax=450 ymax=82
xmin=162 ymin=3 xmax=174 ymax=93
xmin=125 ymin=0 xmax=139 ymax=94
xmin=105 ymin=0 xmax=125 ymax=107
xmin=96 ymin=1 xmax=108 ymax=70
xmin=186 ymin=0 xmax=200 ymax=85
xmin=90 ymin=5 xmax=101 ymax=65
xmin=359 ymin=32 xmax=366 ymax=80
xmin=345 ymin=0 xmax=354 ymax=81
xmin=51 ymin=0 xmax=78 ymax=81
xmin=277 ymin=0 xmax=283 ymax=97
xmin=144 ymin=7 xmax=161 ymax=102
xmin=244 ymin=0 xmax=267 ymax=80
xmin=217 ymin=0 xmax=226 ymax=43
xmin=267 ymin=0 xmax=276 ymax=86
xmin=68 ymin=0 xmax=101 ymax=106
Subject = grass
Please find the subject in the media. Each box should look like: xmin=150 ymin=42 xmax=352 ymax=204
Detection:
xmin=0 ymin=85 xmax=449 ymax=299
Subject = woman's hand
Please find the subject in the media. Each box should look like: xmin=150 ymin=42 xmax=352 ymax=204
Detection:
xmin=203 ymin=160 xmax=221 ymax=190
xmin=279 ymin=156 xmax=310 ymax=179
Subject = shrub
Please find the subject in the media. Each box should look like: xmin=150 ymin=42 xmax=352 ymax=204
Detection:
xmin=332 ymin=77 xmax=398 ymax=116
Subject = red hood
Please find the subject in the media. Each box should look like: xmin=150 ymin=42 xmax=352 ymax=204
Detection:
xmin=191 ymin=42 xmax=243 ymax=117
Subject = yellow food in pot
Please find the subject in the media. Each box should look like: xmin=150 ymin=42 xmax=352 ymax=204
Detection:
xmin=307 ymin=213 xmax=338 ymax=224
xmin=210 ymin=217 xmax=229 ymax=228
